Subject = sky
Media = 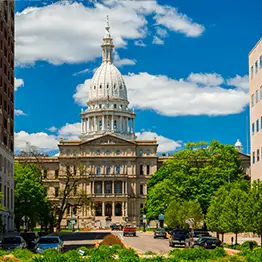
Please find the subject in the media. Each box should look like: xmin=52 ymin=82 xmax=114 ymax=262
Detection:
xmin=13 ymin=0 xmax=262 ymax=155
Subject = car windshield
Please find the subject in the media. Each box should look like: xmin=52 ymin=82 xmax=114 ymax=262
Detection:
xmin=2 ymin=237 xmax=22 ymax=244
xmin=156 ymin=228 xmax=165 ymax=232
xmin=173 ymin=230 xmax=187 ymax=235
xmin=38 ymin=238 xmax=59 ymax=244
xmin=193 ymin=232 xmax=210 ymax=237
xmin=21 ymin=233 xmax=36 ymax=240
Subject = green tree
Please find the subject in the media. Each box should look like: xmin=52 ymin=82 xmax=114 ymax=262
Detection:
xmin=146 ymin=141 xmax=247 ymax=219
xmin=14 ymin=163 xmax=50 ymax=231
xmin=249 ymin=180 xmax=262 ymax=247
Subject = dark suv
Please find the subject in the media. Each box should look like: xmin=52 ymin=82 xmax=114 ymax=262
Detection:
xmin=20 ymin=232 xmax=39 ymax=250
xmin=185 ymin=231 xmax=211 ymax=248
xmin=169 ymin=229 xmax=189 ymax=247
xmin=192 ymin=236 xmax=222 ymax=249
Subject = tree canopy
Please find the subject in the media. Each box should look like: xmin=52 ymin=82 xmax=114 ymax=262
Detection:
xmin=145 ymin=141 xmax=248 ymax=220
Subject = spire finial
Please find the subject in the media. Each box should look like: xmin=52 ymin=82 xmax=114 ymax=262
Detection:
xmin=105 ymin=15 xmax=111 ymax=38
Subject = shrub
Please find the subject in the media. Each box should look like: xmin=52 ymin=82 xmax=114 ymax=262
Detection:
xmin=241 ymin=241 xmax=258 ymax=250
xmin=12 ymin=248 xmax=34 ymax=261
xmin=118 ymin=248 xmax=140 ymax=262
xmin=99 ymin=234 xmax=124 ymax=247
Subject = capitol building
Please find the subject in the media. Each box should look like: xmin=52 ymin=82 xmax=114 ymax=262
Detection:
xmin=15 ymin=18 xmax=251 ymax=229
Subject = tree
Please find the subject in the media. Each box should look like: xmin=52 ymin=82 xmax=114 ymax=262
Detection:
xmin=165 ymin=200 xmax=204 ymax=229
xmin=249 ymin=180 xmax=262 ymax=247
xmin=14 ymin=163 xmax=50 ymax=231
xmin=53 ymin=163 xmax=92 ymax=231
xmin=145 ymin=141 xmax=247 ymax=219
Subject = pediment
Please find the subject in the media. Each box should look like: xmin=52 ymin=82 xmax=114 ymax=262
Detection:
xmin=80 ymin=134 xmax=135 ymax=146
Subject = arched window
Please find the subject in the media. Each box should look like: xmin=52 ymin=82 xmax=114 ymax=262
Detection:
xmin=106 ymin=166 xmax=110 ymax=174
xmin=99 ymin=120 xmax=102 ymax=130
xmin=116 ymin=165 xmax=120 ymax=175
xmin=114 ymin=120 xmax=117 ymax=130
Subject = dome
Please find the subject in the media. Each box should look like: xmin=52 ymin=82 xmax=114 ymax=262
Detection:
xmin=88 ymin=62 xmax=128 ymax=102
xmin=235 ymin=139 xmax=242 ymax=147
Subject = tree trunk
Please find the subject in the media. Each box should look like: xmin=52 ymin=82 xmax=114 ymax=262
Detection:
xmin=216 ymin=232 xmax=219 ymax=239
xmin=235 ymin=233 xmax=238 ymax=245
xmin=222 ymin=232 xmax=224 ymax=242
xmin=56 ymin=214 xmax=63 ymax=232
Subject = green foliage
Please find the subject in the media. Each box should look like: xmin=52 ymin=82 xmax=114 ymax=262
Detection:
xmin=165 ymin=200 xmax=204 ymax=228
xmin=146 ymin=141 xmax=247 ymax=219
xmin=12 ymin=248 xmax=34 ymax=260
xmin=15 ymin=163 xmax=52 ymax=229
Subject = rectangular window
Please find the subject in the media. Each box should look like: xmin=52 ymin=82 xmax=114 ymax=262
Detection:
xmin=96 ymin=167 xmax=101 ymax=175
xmin=261 ymin=117 xmax=262 ymax=131
xmin=116 ymin=150 xmax=120 ymax=155
xmin=140 ymin=165 xmax=143 ymax=175
xmin=260 ymin=56 xmax=262 ymax=68
xmin=251 ymin=94 xmax=254 ymax=107
xmin=261 ymin=86 xmax=262 ymax=100
xmin=255 ymin=61 xmax=258 ymax=73
xmin=55 ymin=188 xmax=59 ymax=197
xmin=140 ymin=184 xmax=144 ymax=195
xmin=251 ymin=66 xmax=254 ymax=78
xmin=257 ymin=149 xmax=260 ymax=162
xmin=147 ymin=165 xmax=150 ymax=175
xmin=257 ymin=119 xmax=259 ymax=132
xmin=256 ymin=90 xmax=259 ymax=103
xmin=253 ymin=151 xmax=256 ymax=164
xmin=55 ymin=170 xmax=59 ymax=179
xmin=116 ymin=165 xmax=120 ymax=174
xmin=252 ymin=123 xmax=255 ymax=135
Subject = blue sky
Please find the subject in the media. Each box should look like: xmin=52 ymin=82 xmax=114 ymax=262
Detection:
xmin=14 ymin=0 xmax=261 ymax=155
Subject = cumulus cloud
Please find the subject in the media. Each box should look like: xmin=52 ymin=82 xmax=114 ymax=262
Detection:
xmin=47 ymin=126 xmax=58 ymax=132
xmin=58 ymin=122 xmax=82 ymax=140
xmin=15 ymin=0 xmax=204 ymax=65
xmin=15 ymin=131 xmax=58 ymax=152
xmin=152 ymin=36 xmax=164 ymax=45
xmin=227 ymin=74 xmax=249 ymax=91
xmin=113 ymin=52 xmax=136 ymax=67
xmin=74 ymin=72 xmax=249 ymax=116
xmin=136 ymin=131 xmax=182 ymax=153
xmin=134 ymin=40 xmax=146 ymax=47
xmin=15 ymin=78 xmax=24 ymax=91
xmin=14 ymin=109 xmax=27 ymax=116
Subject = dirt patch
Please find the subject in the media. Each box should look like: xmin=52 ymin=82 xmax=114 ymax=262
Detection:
xmin=1 ymin=254 xmax=20 ymax=262
xmin=99 ymin=234 xmax=125 ymax=247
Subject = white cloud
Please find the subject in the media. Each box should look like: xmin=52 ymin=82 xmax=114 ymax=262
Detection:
xmin=15 ymin=78 xmax=24 ymax=91
xmin=14 ymin=109 xmax=27 ymax=116
xmin=15 ymin=131 xmax=58 ymax=152
xmin=152 ymin=36 xmax=164 ymax=45
xmin=187 ymin=73 xmax=224 ymax=86
xmin=227 ymin=74 xmax=249 ymax=91
xmin=113 ymin=52 xmax=136 ymax=67
xmin=155 ymin=27 xmax=168 ymax=38
xmin=15 ymin=0 xmax=204 ymax=65
xmin=47 ymin=126 xmax=58 ymax=132
xmin=134 ymin=40 xmax=146 ymax=47
xmin=136 ymin=131 xmax=182 ymax=153
xmin=74 ymin=72 xmax=249 ymax=116
xmin=73 ymin=68 xmax=90 ymax=76
xmin=58 ymin=122 xmax=81 ymax=140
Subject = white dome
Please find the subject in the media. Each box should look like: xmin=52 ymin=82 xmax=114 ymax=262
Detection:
xmin=235 ymin=139 xmax=242 ymax=147
xmin=88 ymin=62 xmax=128 ymax=102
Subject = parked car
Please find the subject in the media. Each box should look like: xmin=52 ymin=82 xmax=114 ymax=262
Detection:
xmin=169 ymin=229 xmax=189 ymax=247
xmin=0 ymin=236 xmax=27 ymax=251
xmin=34 ymin=236 xmax=64 ymax=253
xmin=192 ymin=236 xmax=222 ymax=249
xmin=110 ymin=222 xmax=123 ymax=231
xmin=154 ymin=228 xmax=167 ymax=239
xmin=185 ymin=231 xmax=211 ymax=248
xmin=20 ymin=232 xmax=39 ymax=250
xmin=123 ymin=224 xmax=136 ymax=237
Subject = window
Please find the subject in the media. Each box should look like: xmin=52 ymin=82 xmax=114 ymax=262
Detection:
xmin=99 ymin=120 xmax=102 ymax=130
xmin=115 ymin=182 xmax=122 ymax=194
xmin=260 ymin=86 xmax=262 ymax=100
xmin=257 ymin=119 xmax=259 ymax=132
xmin=146 ymin=150 xmax=150 ymax=155
xmin=114 ymin=104 xmax=117 ymax=109
xmin=140 ymin=184 xmax=144 ymax=195
xmin=260 ymin=56 xmax=262 ymax=68
xmin=95 ymin=182 xmax=102 ymax=194
xmin=261 ymin=117 xmax=262 ymax=130
xmin=256 ymin=90 xmax=259 ymax=103
xmin=43 ymin=169 xmax=47 ymax=179
xmin=251 ymin=94 xmax=254 ymax=107
xmin=253 ymin=151 xmax=255 ymax=164
xmin=66 ymin=150 xmax=70 ymax=156
xmin=257 ymin=149 xmax=260 ymax=162
xmin=96 ymin=167 xmax=101 ymax=175
xmin=140 ymin=165 xmax=143 ymax=175
xmin=73 ymin=151 xmax=77 ymax=156
xmin=113 ymin=120 xmax=117 ymax=130
xmin=147 ymin=165 xmax=150 ymax=175
xmin=106 ymin=150 xmax=110 ymax=155
xmin=105 ymin=182 xmax=112 ymax=193
xmin=99 ymin=104 xmax=102 ymax=109
xmin=255 ymin=61 xmax=258 ymax=73
xmin=251 ymin=66 xmax=254 ymax=78
xmin=55 ymin=188 xmax=59 ymax=197
xmin=106 ymin=166 xmax=110 ymax=174
xmin=139 ymin=150 xmax=143 ymax=156
xmin=96 ymin=150 xmax=100 ymax=155
xmin=116 ymin=165 xmax=120 ymax=174
xmin=55 ymin=170 xmax=59 ymax=179
xmin=252 ymin=123 xmax=255 ymax=135
xmin=116 ymin=150 xmax=120 ymax=155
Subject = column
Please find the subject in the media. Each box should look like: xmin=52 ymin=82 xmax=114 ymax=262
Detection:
xmin=122 ymin=202 xmax=124 ymax=217
xmin=92 ymin=181 xmax=94 ymax=194
xmin=120 ymin=116 xmax=123 ymax=133
xmin=112 ymin=181 xmax=114 ymax=194
xmin=102 ymin=202 xmax=105 ymax=216
xmin=125 ymin=202 xmax=128 ymax=217
xmin=122 ymin=182 xmax=124 ymax=194
xmin=88 ymin=117 xmax=91 ymax=133
xmin=111 ymin=115 xmax=114 ymax=131
xmin=102 ymin=181 xmax=105 ymax=194
xmin=132 ymin=119 xmax=134 ymax=133
xmin=112 ymin=202 xmax=115 ymax=217
xmin=85 ymin=119 xmax=88 ymax=133
xmin=102 ymin=115 xmax=105 ymax=131
xmin=125 ymin=181 xmax=127 ymax=195
xmin=81 ymin=119 xmax=84 ymax=133
xmin=94 ymin=116 xmax=97 ymax=132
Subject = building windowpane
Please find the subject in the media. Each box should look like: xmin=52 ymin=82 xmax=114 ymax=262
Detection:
xmin=253 ymin=152 xmax=255 ymax=164
xmin=115 ymin=182 xmax=122 ymax=194
xmin=116 ymin=150 xmax=120 ymax=155
xmin=105 ymin=182 xmax=112 ymax=193
xmin=251 ymin=94 xmax=254 ymax=107
xmin=256 ymin=90 xmax=259 ymax=103
xmin=255 ymin=61 xmax=258 ymax=73
xmin=256 ymin=119 xmax=259 ymax=132
xmin=106 ymin=166 xmax=110 ymax=174
xmin=116 ymin=165 xmax=120 ymax=174
xmin=260 ymin=56 xmax=262 ymax=68
xmin=260 ymin=86 xmax=262 ymax=100
xmin=147 ymin=165 xmax=150 ymax=175
xmin=140 ymin=165 xmax=143 ymax=175
xmin=257 ymin=149 xmax=260 ymax=162
xmin=106 ymin=150 xmax=110 ymax=155
xmin=251 ymin=66 xmax=254 ymax=78
xmin=96 ymin=167 xmax=101 ymax=175
xmin=252 ymin=123 xmax=255 ymax=135
xmin=140 ymin=184 xmax=144 ymax=195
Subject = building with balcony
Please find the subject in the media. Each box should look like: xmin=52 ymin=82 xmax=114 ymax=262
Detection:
xmin=0 ymin=1 xmax=14 ymax=232
xmin=249 ymin=38 xmax=262 ymax=181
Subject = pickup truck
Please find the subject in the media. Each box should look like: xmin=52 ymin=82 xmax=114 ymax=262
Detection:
xmin=123 ymin=224 xmax=136 ymax=237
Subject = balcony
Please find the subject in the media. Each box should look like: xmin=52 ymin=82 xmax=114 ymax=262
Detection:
xmin=89 ymin=173 xmax=127 ymax=178
xmin=91 ymin=193 xmax=128 ymax=198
